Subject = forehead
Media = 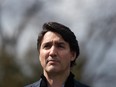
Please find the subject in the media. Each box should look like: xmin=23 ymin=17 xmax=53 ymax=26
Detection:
xmin=41 ymin=31 xmax=66 ymax=43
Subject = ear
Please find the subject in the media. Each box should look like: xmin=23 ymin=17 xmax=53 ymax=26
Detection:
xmin=70 ymin=51 xmax=76 ymax=61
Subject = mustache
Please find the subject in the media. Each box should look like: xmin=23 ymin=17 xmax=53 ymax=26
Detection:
xmin=46 ymin=57 xmax=60 ymax=63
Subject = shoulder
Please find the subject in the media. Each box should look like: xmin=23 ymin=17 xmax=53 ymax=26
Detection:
xmin=74 ymin=79 xmax=90 ymax=87
xmin=24 ymin=79 xmax=42 ymax=87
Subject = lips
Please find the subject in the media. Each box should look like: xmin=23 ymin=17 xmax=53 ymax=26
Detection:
xmin=46 ymin=57 xmax=60 ymax=64
xmin=48 ymin=59 xmax=58 ymax=63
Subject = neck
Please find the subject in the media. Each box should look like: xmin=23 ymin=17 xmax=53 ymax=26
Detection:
xmin=43 ymin=70 xmax=70 ymax=87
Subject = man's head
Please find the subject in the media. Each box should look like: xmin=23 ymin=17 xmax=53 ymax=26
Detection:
xmin=37 ymin=22 xmax=80 ymax=67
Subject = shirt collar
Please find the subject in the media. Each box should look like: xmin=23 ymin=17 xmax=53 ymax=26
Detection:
xmin=40 ymin=72 xmax=74 ymax=87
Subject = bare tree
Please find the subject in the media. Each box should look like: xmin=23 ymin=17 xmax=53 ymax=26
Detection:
xmin=0 ymin=0 xmax=43 ymax=86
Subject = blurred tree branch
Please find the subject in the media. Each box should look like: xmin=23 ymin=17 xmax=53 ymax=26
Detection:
xmin=0 ymin=0 xmax=42 ymax=86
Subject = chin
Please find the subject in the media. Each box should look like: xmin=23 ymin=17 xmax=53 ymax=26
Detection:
xmin=46 ymin=66 xmax=60 ymax=73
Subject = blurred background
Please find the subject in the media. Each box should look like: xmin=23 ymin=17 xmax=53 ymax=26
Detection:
xmin=0 ymin=0 xmax=116 ymax=87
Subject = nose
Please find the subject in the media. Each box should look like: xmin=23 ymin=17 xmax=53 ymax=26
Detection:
xmin=49 ymin=46 xmax=57 ymax=57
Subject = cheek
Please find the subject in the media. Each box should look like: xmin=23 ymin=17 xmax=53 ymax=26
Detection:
xmin=60 ymin=51 xmax=72 ymax=61
xmin=39 ymin=50 xmax=49 ymax=65
xmin=39 ymin=56 xmax=47 ymax=69
xmin=39 ymin=52 xmax=45 ymax=65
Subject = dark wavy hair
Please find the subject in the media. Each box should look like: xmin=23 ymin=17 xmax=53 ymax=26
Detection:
xmin=37 ymin=22 xmax=80 ymax=67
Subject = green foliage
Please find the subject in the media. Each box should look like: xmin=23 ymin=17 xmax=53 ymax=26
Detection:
xmin=0 ymin=51 xmax=41 ymax=87
xmin=72 ymin=56 xmax=87 ymax=80
xmin=0 ymin=52 xmax=23 ymax=87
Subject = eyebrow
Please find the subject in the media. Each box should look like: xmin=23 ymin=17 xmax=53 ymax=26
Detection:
xmin=56 ymin=41 xmax=66 ymax=45
xmin=42 ymin=41 xmax=66 ymax=45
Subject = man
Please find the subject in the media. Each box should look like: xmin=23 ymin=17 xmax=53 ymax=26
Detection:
xmin=25 ymin=22 xmax=89 ymax=87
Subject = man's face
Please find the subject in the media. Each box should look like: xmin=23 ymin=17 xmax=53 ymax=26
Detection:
xmin=39 ymin=31 xmax=75 ymax=74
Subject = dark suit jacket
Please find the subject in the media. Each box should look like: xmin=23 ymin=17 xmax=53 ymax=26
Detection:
xmin=25 ymin=73 xmax=90 ymax=87
xmin=25 ymin=79 xmax=89 ymax=87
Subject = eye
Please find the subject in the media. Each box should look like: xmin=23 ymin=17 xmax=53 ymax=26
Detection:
xmin=57 ymin=44 xmax=65 ymax=49
xmin=58 ymin=45 xmax=64 ymax=48
xmin=43 ymin=43 xmax=51 ymax=49
xmin=44 ymin=45 xmax=48 ymax=48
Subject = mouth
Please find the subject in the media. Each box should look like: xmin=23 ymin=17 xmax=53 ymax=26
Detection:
xmin=46 ymin=59 xmax=59 ymax=64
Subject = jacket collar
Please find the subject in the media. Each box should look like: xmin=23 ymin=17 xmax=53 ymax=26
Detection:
xmin=40 ymin=72 xmax=74 ymax=87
